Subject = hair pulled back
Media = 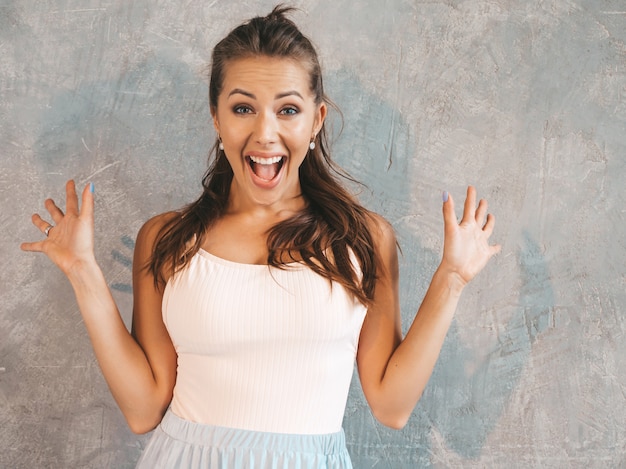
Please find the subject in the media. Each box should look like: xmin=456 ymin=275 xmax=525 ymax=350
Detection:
xmin=149 ymin=5 xmax=378 ymax=305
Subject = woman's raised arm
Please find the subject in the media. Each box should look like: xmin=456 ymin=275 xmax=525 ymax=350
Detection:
xmin=356 ymin=186 xmax=501 ymax=429
xmin=21 ymin=180 xmax=177 ymax=433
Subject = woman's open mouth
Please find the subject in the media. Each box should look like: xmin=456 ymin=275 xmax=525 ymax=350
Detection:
xmin=246 ymin=155 xmax=285 ymax=182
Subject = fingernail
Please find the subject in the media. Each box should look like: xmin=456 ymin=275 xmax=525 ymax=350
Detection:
xmin=90 ymin=182 xmax=95 ymax=193
xmin=442 ymin=191 xmax=449 ymax=203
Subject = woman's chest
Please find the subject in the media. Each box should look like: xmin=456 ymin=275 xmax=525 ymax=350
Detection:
xmin=162 ymin=251 xmax=367 ymax=355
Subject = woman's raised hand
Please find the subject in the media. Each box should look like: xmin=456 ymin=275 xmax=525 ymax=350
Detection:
xmin=21 ymin=180 xmax=96 ymax=276
xmin=440 ymin=186 xmax=501 ymax=288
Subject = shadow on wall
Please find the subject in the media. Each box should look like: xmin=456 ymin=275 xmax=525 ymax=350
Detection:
xmin=421 ymin=231 xmax=553 ymax=461
xmin=8 ymin=53 xmax=209 ymax=469
xmin=111 ymin=235 xmax=135 ymax=294
xmin=327 ymin=68 xmax=554 ymax=467
xmin=32 ymin=50 xmax=210 ymax=212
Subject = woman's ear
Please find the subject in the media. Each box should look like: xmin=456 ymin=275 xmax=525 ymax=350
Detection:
xmin=211 ymin=106 xmax=220 ymax=134
xmin=314 ymin=102 xmax=327 ymax=134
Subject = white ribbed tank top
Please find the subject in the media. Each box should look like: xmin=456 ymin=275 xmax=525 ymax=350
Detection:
xmin=162 ymin=248 xmax=367 ymax=435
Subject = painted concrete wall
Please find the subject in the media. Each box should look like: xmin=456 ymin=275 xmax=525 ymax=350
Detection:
xmin=2 ymin=1 xmax=625 ymax=467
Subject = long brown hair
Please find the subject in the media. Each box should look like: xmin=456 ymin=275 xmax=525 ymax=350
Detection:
xmin=149 ymin=5 xmax=378 ymax=305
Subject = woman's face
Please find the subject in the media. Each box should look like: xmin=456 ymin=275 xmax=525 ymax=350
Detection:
xmin=212 ymin=56 xmax=326 ymax=211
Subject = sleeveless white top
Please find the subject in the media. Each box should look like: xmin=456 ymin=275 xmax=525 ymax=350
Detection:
xmin=162 ymin=249 xmax=368 ymax=435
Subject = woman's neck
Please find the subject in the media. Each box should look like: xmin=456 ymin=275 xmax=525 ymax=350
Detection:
xmin=225 ymin=182 xmax=307 ymax=222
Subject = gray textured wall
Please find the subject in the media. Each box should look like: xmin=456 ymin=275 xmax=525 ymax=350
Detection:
xmin=2 ymin=1 xmax=625 ymax=468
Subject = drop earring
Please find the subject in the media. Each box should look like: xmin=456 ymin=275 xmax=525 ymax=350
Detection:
xmin=218 ymin=138 xmax=224 ymax=151
xmin=309 ymin=134 xmax=316 ymax=151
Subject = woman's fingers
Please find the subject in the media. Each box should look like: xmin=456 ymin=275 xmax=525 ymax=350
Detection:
xmin=65 ymin=179 xmax=79 ymax=215
xmin=445 ymin=186 xmax=488 ymax=228
xmin=483 ymin=212 xmax=496 ymax=236
xmin=32 ymin=213 xmax=53 ymax=234
xmin=475 ymin=198 xmax=488 ymax=225
xmin=80 ymin=181 xmax=94 ymax=221
xmin=442 ymin=191 xmax=457 ymax=233
xmin=23 ymin=213 xmax=55 ymax=253
xmin=20 ymin=239 xmax=44 ymax=252
xmin=440 ymin=186 xmax=501 ymax=283
xmin=461 ymin=186 xmax=476 ymax=225
xmin=452 ymin=186 xmax=494 ymax=232
xmin=44 ymin=198 xmax=64 ymax=224
xmin=22 ymin=180 xmax=94 ymax=253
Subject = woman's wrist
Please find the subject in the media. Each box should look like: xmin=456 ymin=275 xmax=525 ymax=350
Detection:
xmin=432 ymin=263 xmax=467 ymax=297
xmin=65 ymin=255 xmax=102 ymax=288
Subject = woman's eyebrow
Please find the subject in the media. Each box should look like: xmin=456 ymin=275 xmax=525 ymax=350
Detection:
xmin=228 ymin=88 xmax=255 ymax=98
xmin=275 ymin=90 xmax=304 ymax=100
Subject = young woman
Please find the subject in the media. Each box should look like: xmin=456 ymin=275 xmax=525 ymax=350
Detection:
xmin=21 ymin=6 xmax=500 ymax=468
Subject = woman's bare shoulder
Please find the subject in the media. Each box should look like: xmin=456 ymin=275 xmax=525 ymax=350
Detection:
xmin=364 ymin=211 xmax=397 ymax=250
xmin=362 ymin=210 xmax=399 ymax=283
xmin=136 ymin=211 xmax=180 ymax=248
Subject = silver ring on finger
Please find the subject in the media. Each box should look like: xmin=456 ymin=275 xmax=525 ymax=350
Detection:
xmin=44 ymin=224 xmax=53 ymax=237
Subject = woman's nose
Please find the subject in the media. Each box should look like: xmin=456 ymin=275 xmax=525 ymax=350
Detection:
xmin=254 ymin=111 xmax=278 ymax=145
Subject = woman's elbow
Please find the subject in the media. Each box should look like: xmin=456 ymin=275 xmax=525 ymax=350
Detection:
xmin=128 ymin=420 xmax=158 ymax=435
xmin=125 ymin=411 xmax=164 ymax=434
xmin=371 ymin=408 xmax=411 ymax=430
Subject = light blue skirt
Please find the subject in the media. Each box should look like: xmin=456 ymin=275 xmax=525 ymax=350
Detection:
xmin=135 ymin=409 xmax=353 ymax=468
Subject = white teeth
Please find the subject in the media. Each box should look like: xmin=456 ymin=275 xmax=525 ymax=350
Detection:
xmin=249 ymin=156 xmax=283 ymax=165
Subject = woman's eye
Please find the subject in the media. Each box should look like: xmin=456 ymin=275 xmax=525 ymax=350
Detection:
xmin=233 ymin=105 xmax=253 ymax=114
xmin=280 ymin=106 xmax=299 ymax=116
